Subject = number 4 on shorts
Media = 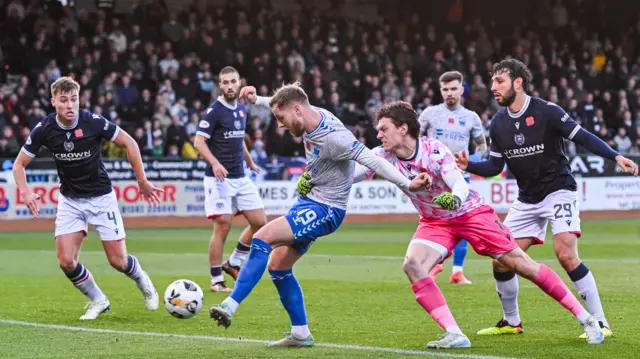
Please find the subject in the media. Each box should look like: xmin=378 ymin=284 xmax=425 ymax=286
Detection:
xmin=106 ymin=211 xmax=119 ymax=235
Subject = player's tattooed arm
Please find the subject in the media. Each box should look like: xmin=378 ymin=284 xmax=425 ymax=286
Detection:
xmin=12 ymin=151 xmax=40 ymax=217
xmin=113 ymin=130 xmax=163 ymax=205
xmin=472 ymin=135 xmax=488 ymax=154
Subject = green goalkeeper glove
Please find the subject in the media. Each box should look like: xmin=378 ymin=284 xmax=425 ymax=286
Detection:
xmin=433 ymin=192 xmax=462 ymax=210
xmin=297 ymin=171 xmax=313 ymax=197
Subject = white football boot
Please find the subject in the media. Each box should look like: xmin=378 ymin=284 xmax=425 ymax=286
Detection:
xmin=136 ymin=271 xmax=159 ymax=310
xmin=80 ymin=298 xmax=110 ymax=320
xmin=427 ymin=332 xmax=471 ymax=349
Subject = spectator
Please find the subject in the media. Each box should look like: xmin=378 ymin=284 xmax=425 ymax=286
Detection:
xmin=614 ymin=128 xmax=633 ymax=153
xmin=0 ymin=0 xmax=637 ymax=169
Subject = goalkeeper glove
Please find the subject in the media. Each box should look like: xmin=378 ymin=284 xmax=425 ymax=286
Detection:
xmin=433 ymin=192 xmax=462 ymax=210
xmin=297 ymin=171 xmax=313 ymax=197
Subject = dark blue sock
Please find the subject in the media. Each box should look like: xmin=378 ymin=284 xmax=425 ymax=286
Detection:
xmin=230 ymin=238 xmax=272 ymax=304
xmin=452 ymin=240 xmax=468 ymax=267
xmin=269 ymin=269 xmax=307 ymax=326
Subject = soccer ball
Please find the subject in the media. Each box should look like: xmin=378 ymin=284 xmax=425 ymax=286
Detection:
xmin=163 ymin=279 xmax=204 ymax=319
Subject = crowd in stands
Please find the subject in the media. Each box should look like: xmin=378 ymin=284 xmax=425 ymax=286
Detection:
xmin=1 ymin=0 xmax=640 ymax=164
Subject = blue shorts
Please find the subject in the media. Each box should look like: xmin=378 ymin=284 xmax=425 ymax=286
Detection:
xmin=284 ymin=197 xmax=346 ymax=254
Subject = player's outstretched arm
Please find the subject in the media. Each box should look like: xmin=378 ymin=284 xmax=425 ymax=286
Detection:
xmin=548 ymin=102 xmax=639 ymax=176
xmin=570 ymin=129 xmax=639 ymax=176
xmin=239 ymin=86 xmax=271 ymax=108
xmin=458 ymin=150 xmax=505 ymax=177
xmin=113 ymin=130 xmax=163 ymax=205
xmin=12 ymin=151 xmax=40 ymax=217
xmin=355 ymin=146 xmax=430 ymax=192
xmin=353 ymin=163 xmax=373 ymax=184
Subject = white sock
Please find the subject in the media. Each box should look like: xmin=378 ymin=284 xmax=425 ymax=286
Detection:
xmin=496 ymin=275 xmax=521 ymax=326
xmin=211 ymin=274 xmax=224 ymax=284
xmin=69 ymin=265 xmax=106 ymax=302
xmin=452 ymin=266 xmax=463 ymax=274
xmin=573 ymin=271 xmax=608 ymax=327
xmin=229 ymin=249 xmax=247 ymax=267
xmin=222 ymin=297 xmax=239 ymax=314
xmin=292 ymin=325 xmax=311 ymax=338
xmin=124 ymin=255 xmax=145 ymax=286
xmin=446 ymin=326 xmax=463 ymax=335
xmin=576 ymin=309 xmax=591 ymax=324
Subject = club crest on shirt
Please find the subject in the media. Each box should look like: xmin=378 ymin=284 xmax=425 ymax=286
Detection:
xmin=514 ymin=133 xmax=525 ymax=146
xmin=64 ymin=141 xmax=74 ymax=152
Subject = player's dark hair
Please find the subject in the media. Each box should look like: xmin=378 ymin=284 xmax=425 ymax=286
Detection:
xmin=218 ymin=66 xmax=239 ymax=78
xmin=374 ymin=101 xmax=420 ymax=139
xmin=51 ymin=76 xmax=80 ymax=97
xmin=269 ymin=81 xmax=309 ymax=108
xmin=439 ymin=71 xmax=464 ymax=84
xmin=491 ymin=59 xmax=533 ymax=92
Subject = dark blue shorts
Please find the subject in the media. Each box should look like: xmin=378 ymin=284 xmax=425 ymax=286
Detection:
xmin=284 ymin=197 xmax=346 ymax=254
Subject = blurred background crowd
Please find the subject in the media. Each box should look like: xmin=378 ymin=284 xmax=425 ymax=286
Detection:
xmin=1 ymin=0 xmax=640 ymax=166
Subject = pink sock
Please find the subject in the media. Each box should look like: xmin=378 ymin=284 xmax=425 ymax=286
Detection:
xmin=532 ymin=264 xmax=588 ymax=320
xmin=412 ymin=276 xmax=460 ymax=331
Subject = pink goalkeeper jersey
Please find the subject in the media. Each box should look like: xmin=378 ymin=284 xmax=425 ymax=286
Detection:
xmin=365 ymin=137 xmax=484 ymax=220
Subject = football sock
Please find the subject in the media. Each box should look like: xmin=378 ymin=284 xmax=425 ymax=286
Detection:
xmin=531 ymin=264 xmax=590 ymax=323
xmin=229 ymin=242 xmax=251 ymax=267
xmin=270 ymin=269 xmax=310 ymax=338
xmin=210 ymin=265 xmax=223 ymax=284
xmin=452 ymin=240 xmax=468 ymax=273
xmin=494 ymin=270 xmax=521 ymax=326
xmin=229 ymin=238 xmax=272 ymax=305
xmin=412 ymin=276 xmax=462 ymax=335
xmin=65 ymin=262 xmax=106 ymax=301
xmin=568 ymin=262 xmax=609 ymax=327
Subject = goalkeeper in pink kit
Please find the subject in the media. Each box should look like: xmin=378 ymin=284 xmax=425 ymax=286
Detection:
xmin=298 ymin=101 xmax=604 ymax=349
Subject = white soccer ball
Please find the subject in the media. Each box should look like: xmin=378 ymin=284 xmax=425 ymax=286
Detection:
xmin=164 ymin=279 xmax=204 ymax=319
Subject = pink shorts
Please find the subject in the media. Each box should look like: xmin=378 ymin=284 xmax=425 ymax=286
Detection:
xmin=412 ymin=205 xmax=518 ymax=261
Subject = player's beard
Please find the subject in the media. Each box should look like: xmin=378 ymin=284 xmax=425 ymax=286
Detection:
xmin=223 ymin=89 xmax=238 ymax=103
xmin=497 ymin=85 xmax=516 ymax=107
xmin=445 ymin=97 xmax=458 ymax=109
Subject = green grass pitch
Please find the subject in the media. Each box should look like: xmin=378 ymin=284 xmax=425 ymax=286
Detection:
xmin=1 ymin=219 xmax=639 ymax=358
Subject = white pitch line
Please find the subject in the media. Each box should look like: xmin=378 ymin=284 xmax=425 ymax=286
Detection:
xmin=0 ymin=319 xmax=518 ymax=359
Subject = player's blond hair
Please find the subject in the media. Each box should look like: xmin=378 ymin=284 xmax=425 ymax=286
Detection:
xmin=269 ymin=82 xmax=309 ymax=109
xmin=50 ymin=76 xmax=80 ymax=97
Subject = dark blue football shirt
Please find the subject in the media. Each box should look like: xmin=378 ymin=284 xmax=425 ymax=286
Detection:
xmin=196 ymin=96 xmax=247 ymax=179
xmin=22 ymin=110 xmax=119 ymax=198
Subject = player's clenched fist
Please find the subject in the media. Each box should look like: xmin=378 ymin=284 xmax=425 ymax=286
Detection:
xmin=454 ymin=151 xmax=468 ymax=171
xmin=296 ymin=172 xmax=313 ymax=197
xmin=433 ymin=192 xmax=462 ymax=210
xmin=408 ymin=172 xmax=432 ymax=192
xmin=239 ymin=86 xmax=257 ymax=104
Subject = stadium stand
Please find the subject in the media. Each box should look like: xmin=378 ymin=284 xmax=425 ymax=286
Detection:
xmin=1 ymin=0 xmax=640 ymax=162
